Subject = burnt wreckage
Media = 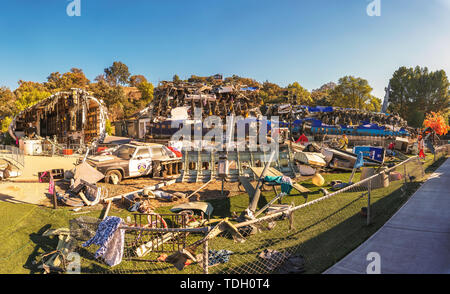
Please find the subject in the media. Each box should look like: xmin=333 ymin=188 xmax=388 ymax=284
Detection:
xmin=149 ymin=81 xmax=263 ymax=122
xmin=9 ymin=89 xmax=108 ymax=148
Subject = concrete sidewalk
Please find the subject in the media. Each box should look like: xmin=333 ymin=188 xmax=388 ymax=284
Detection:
xmin=325 ymin=159 xmax=450 ymax=274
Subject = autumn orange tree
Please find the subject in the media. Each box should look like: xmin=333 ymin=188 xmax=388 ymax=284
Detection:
xmin=423 ymin=111 xmax=450 ymax=136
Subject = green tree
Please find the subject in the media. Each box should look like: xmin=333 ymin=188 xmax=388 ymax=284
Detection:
xmin=173 ymin=74 xmax=181 ymax=83
xmin=1 ymin=116 xmax=12 ymax=133
xmin=105 ymin=119 xmax=113 ymax=135
xmin=137 ymin=81 xmax=154 ymax=105
xmin=329 ymin=76 xmax=374 ymax=110
xmin=367 ymin=96 xmax=382 ymax=112
xmin=88 ymin=78 xmax=111 ymax=102
xmin=14 ymin=81 xmax=51 ymax=112
xmin=104 ymin=86 xmax=129 ymax=120
xmin=260 ymin=81 xmax=283 ymax=104
xmin=129 ymin=75 xmax=148 ymax=87
xmin=387 ymin=66 xmax=450 ymax=127
xmin=104 ymin=61 xmax=131 ymax=87
xmin=287 ymin=82 xmax=312 ymax=105
xmin=45 ymin=68 xmax=90 ymax=92
xmin=311 ymin=82 xmax=336 ymax=106
xmin=224 ymin=75 xmax=260 ymax=87
xmin=187 ymin=75 xmax=208 ymax=84
xmin=0 ymin=87 xmax=17 ymax=117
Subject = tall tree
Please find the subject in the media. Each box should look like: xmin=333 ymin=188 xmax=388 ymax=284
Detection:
xmin=286 ymin=82 xmax=312 ymax=105
xmin=129 ymin=75 xmax=148 ymax=87
xmin=224 ymin=75 xmax=260 ymax=87
xmin=310 ymin=82 xmax=336 ymax=106
xmin=45 ymin=68 xmax=90 ymax=92
xmin=104 ymin=61 xmax=131 ymax=87
xmin=0 ymin=87 xmax=17 ymax=117
xmin=14 ymin=81 xmax=51 ymax=112
xmin=260 ymin=81 xmax=283 ymax=104
xmin=173 ymin=74 xmax=181 ymax=83
xmin=137 ymin=81 xmax=154 ymax=106
xmin=367 ymin=96 xmax=382 ymax=112
xmin=329 ymin=76 xmax=374 ymax=110
xmin=387 ymin=66 xmax=450 ymax=127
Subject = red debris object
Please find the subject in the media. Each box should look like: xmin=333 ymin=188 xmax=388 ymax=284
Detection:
xmin=167 ymin=146 xmax=182 ymax=157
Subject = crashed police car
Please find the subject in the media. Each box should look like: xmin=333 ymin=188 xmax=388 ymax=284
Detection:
xmin=86 ymin=142 xmax=182 ymax=184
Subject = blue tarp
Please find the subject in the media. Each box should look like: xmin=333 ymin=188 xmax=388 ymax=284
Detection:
xmin=306 ymin=106 xmax=334 ymax=113
xmin=240 ymin=87 xmax=258 ymax=91
xmin=353 ymin=146 xmax=385 ymax=162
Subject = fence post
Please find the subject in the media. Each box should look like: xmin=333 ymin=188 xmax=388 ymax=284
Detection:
xmin=419 ymin=156 xmax=425 ymax=178
xmin=203 ymin=240 xmax=209 ymax=274
xmin=404 ymin=162 xmax=408 ymax=184
xmin=367 ymin=179 xmax=371 ymax=226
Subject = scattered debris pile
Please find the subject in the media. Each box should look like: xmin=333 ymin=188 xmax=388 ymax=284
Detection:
xmin=264 ymin=105 xmax=408 ymax=128
xmin=294 ymin=143 xmax=384 ymax=174
xmin=54 ymin=161 xmax=107 ymax=207
xmin=150 ymin=81 xmax=263 ymax=121
xmin=0 ymin=161 xmax=21 ymax=180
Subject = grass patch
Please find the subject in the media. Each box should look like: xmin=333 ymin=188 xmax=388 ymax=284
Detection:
xmin=0 ymin=154 xmax=446 ymax=274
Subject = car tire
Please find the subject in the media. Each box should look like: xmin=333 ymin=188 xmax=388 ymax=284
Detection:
xmin=105 ymin=170 xmax=122 ymax=185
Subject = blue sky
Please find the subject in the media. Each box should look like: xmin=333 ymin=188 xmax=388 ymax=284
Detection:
xmin=0 ymin=0 xmax=449 ymax=98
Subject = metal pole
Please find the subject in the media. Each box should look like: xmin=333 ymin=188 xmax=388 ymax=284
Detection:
xmin=203 ymin=240 xmax=209 ymax=274
xmin=249 ymin=150 xmax=277 ymax=213
xmin=367 ymin=179 xmax=371 ymax=226
xmin=53 ymin=188 xmax=58 ymax=210
xmin=404 ymin=163 xmax=407 ymax=184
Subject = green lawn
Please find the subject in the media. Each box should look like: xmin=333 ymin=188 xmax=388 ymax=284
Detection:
xmin=0 ymin=153 xmax=446 ymax=274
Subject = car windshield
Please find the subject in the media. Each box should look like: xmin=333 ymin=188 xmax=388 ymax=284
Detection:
xmin=113 ymin=145 xmax=136 ymax=160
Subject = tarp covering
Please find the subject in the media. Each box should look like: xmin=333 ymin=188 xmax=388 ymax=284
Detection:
xmin=306 ymin=106 xmax=334 ymax=113
xmin=72 ymin=162 xmax=105 ymax=187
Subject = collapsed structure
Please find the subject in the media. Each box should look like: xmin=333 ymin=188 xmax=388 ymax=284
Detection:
xmin=9 ymin=89 xmax=108 ymax=153
xmin=264 ymin=104 xmax=408 ymax=129
xmin=150 ymin=81 xmax=263 ymax=121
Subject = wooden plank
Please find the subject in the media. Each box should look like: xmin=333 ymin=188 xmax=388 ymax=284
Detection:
xmin=238 ymin=176 xmax=256 ymax=198
xmin=102 ymin=200 xmax=112 ymax=220
xmin=187 ymin=178 xmax=215 ymax=199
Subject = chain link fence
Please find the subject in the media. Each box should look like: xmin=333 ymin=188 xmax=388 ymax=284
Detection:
xmin=68 ymin=153 xmax=446 ymax=274
xmin=206 ymin=156 xmax=427 ymax=274
xmin=0 ymin=145 xmax=24 ymax=167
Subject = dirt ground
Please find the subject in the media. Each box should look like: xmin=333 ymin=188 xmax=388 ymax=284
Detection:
xmin=95 ymin=176 xmax=245 ymax=211
xmin=0 ymin=155 xmax=308 ymax=210
xmin=0 ymin=155 xmax=79 ymax=205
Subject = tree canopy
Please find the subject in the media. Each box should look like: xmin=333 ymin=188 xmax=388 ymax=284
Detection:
xmin=1 ymin=64 xmax=448 ymax=132
xmin=287 ymin=82 xmax=312 ymax=105
xmin=387 ymin=66 xmax=450 ymax=127
xmin=328 ymin=76 xmax=376 ymax=110
xmin=104 ymin=61 xmax=131 ymax=87
xmin=45 ymin=68 xmax=90 ymax=92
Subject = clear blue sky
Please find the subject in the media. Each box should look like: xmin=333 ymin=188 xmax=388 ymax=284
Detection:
xmin=0 ymin=0 xmax=449 ymax=98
